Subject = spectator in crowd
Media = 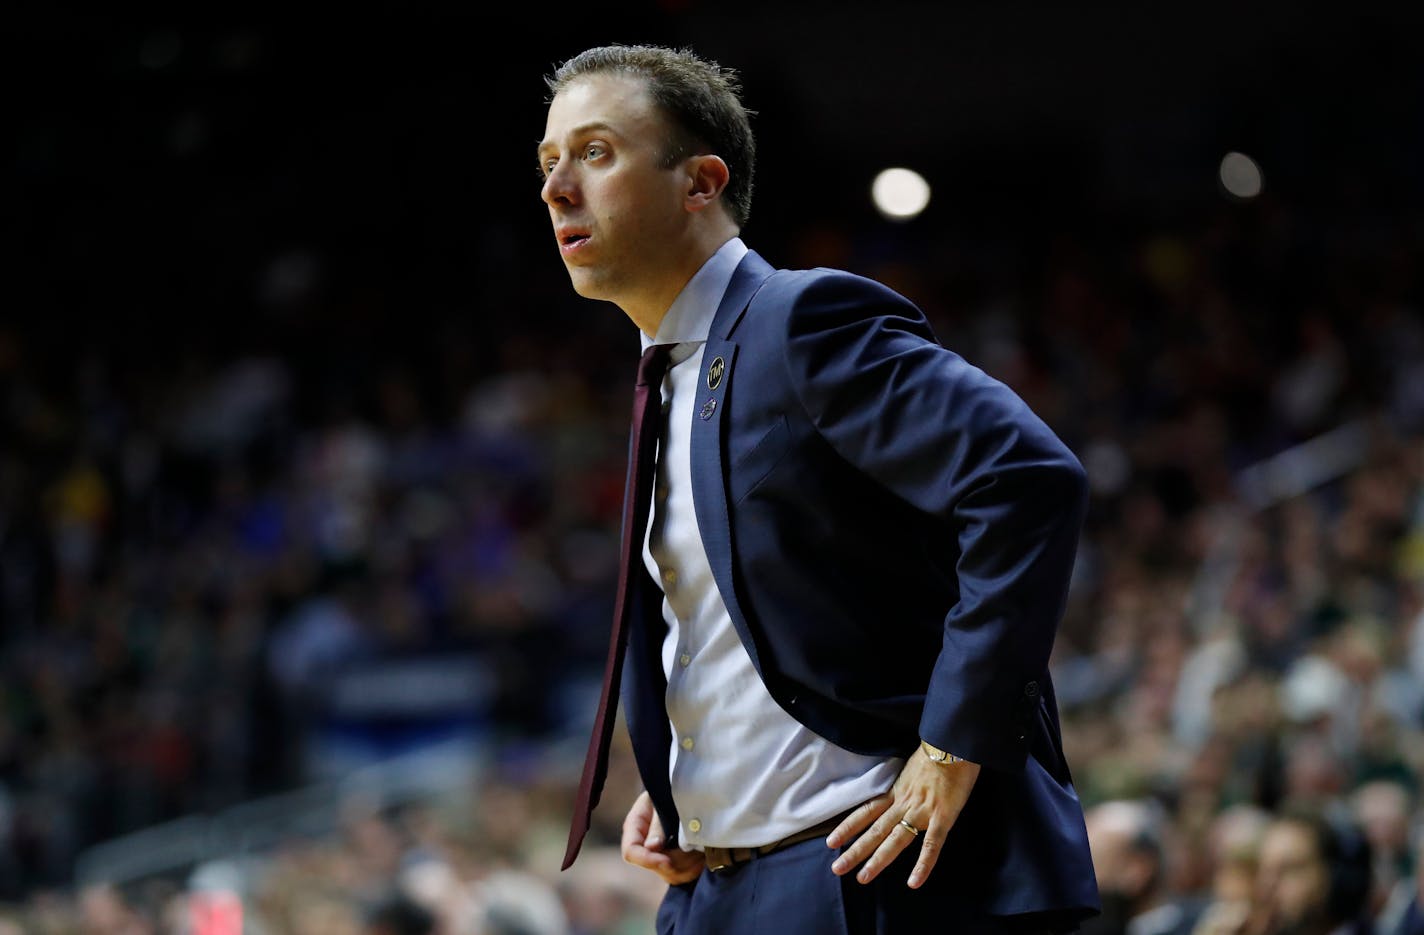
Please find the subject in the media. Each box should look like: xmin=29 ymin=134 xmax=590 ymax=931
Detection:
xmin=1383 ymin=819 xmax=1424 ymax=935
xmin=1248 ymin=810 xmax=1374 ymax=935
xmin=363 ymin=893 xmax=435 ymax=935
xmin=1189 ymin=804 xmax=1275 ymax=935
xmin=1082 ymin=798 xmax=1205 ymax=935
xmin=1351 ymin=780 xmax=1417 ymax=928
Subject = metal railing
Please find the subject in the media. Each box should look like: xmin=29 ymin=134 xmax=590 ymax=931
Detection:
xmin=73 ymin=736 xmax=489 ymax=890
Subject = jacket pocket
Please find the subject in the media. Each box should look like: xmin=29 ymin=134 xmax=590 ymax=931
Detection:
xmin=730 ymin=414 xmax=791 ymax=504
xmin=1035 ymin=698 xmax=1072 ymax=785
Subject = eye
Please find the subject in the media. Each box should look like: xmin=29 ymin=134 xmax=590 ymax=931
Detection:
xmin=582 ymin=143 xmax=605 ymax=161
xmin=538 ymin=158 xmax=557 ymax=180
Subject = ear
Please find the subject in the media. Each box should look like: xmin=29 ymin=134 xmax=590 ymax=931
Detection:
xmin=684 ymin=154 xmax=730 ymax=213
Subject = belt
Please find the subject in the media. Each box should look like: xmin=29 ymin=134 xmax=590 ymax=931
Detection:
xmin=703 ymin=812 xmax=848 ymax=875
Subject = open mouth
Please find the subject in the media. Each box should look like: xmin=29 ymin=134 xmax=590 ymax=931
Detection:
xmin=559 ymin=231 xmax=590 ymax=250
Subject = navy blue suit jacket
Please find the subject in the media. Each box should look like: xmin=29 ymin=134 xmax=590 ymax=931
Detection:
xmin=620 ymin=249 xmax=1100 ymax=921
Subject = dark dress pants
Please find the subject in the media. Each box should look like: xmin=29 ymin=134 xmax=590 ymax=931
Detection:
xmin=655 ymin=837 xmax=1079 ymax=934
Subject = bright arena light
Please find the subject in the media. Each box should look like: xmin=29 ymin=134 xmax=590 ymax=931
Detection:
xmin=871 ymin=167 xmax=931 ymax=220
xmin=1219 ymin=151 xmax=1264 ymax=200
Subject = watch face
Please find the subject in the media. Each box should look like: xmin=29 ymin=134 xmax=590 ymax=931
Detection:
xmin=921 ymin=740 xmax=959 ymax=764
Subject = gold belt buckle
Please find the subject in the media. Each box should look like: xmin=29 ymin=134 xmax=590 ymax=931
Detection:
xmin=705 ymin=846 xmax=732 ymax=873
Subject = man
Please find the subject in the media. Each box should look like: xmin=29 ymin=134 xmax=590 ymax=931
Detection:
xmin=1248 ymin=810 xmax=1374 ymax=935
xmin=362 ymin=894 xmax=435 ymax=935
xmin=1388 ymin=815 xmax=1424 ymax=935
xmin=538 ymin=43 xmax=1099 ymax=932
xmin=1080 ymin=799 xmax=1204 ymax=935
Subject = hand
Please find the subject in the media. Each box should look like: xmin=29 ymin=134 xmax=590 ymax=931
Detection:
xmin=827 ymin=745 xmax=980 ymax=889
xmin=621 ymin=791 xmax=705 ymax=885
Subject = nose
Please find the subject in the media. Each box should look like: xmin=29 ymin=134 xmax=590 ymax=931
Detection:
xmin=541 ymin=159 xmax=577 ymax=208
xmin=1255 ymin=866 xmax=1280 ymax=903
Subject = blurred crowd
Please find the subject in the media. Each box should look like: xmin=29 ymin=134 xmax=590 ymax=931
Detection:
xmin=4 ymin=176 xmax=1423 ymax=932
xmin=6 ymin=21 xmax=1424 ymax=929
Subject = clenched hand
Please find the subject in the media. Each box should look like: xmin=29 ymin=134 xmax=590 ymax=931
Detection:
xmin=621 ymin=790 xmax=705 ymax=885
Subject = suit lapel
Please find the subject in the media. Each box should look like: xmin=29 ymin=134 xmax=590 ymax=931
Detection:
xmin=689 ymin=251 xmax=776 ymax=674
xmin=711 ymin=249 xmax=774 ymax=340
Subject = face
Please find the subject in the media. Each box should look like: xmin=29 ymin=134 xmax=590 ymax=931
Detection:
xmin=1254 ymin=821 xmax=1330 ymax=934
xmin=538 ymin=73 xmax=696 ymax=318
xmin=1085 ymin=814 xmax=1152 ymax=902
xmin=1085 ymin=815 xmax=1130 ymax=891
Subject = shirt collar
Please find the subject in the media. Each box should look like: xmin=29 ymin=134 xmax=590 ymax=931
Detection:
xmin=640 ymin=237 xmax=749 ymax=356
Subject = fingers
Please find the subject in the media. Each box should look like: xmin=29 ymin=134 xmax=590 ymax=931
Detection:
xmin=645 ymin=803 xmax=667 ymax=849
xmin=904 ymin=771 xmax=976 ymax=888
xmin=620 ymin=792 xmax=706 ymax=885
xmin=621 ymin=792 xmax=667 ymax=871
xmin=905 ymin=781 xmax=972 ymax=889
xmin=621 ymin=792 xmax=655 ymax=854
xmin=830 ymin=798 xmax=914 ymax=881
xmin=625 ymin=830 xmax=706 ymax=885
xmin=832 ymin=756 xmax=981 ymax=887
xmin=659 ymin=848 xmax=707 ymax=886
xmin=825 ymin=793 xmax=890 ymax=849
xmin=907 ymin=815 xmax=943 ymax=889
xmin=626 ymin=842 xmax=702 ymax=884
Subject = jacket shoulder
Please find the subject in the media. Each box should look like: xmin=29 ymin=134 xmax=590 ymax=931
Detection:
xmin=749 ymin=266 xmax=927 ymax=334
xmin=759 ymin=265 xmax=913 ymax=302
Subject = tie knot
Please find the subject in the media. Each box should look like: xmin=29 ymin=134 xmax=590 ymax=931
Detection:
xmin=636 ymin=343 xmax=676 ymax=388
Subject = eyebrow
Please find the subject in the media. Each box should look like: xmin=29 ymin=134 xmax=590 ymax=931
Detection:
xmin=536 ymin=121 xmax=616 ymax=159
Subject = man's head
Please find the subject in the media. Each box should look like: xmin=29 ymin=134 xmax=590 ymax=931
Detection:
xmin=545 ymin=45 xmax=755 ymax=228
xmin=1206 ymin=803 xmax=1273 ymax=904
xmin=363 ymin=893 xmax=435 ymax=935
xmin=1084 ymin=799 xmax=1168 ymax=918
xmin=1253 ymin=809 xmax=1371 ymax=935
xmin=538 ymin=45 xmax=754 ymax=331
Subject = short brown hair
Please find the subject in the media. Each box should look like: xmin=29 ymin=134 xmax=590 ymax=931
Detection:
xmin=546 ymin=44 xmax=756 ymax=228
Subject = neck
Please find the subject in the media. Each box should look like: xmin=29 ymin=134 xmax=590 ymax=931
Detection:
xmin=624 ymin=225 xmax=738 ymax=338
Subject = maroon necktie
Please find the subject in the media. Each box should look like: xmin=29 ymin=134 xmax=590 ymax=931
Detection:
xmin=563 ymin=342 xmax=675 ymax=870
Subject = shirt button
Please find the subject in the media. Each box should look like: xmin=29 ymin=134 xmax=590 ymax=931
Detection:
xmin=688 ymin=818 xmax=702 ymax=834
xmin=679 ymin=652 xmax=691 ymax=667
xmin=656 ymin=484 xmax=669 ymax=501
xmin=680 ymin=736 xmax=694 ymax=751
xmin=662 ymin=568 xmax=677 ymax=587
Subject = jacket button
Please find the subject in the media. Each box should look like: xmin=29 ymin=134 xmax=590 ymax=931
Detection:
xmin=1024 ymin=681 xmax=1039 ymax=698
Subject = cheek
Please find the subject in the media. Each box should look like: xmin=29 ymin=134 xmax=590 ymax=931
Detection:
xmin=1280 ymin=868 xmax=1328 ymax=911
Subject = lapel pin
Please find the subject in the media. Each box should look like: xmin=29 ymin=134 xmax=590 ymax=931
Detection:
xmin=707 ymin=356 xmax=725 ymax=390
xmin=700 ymin=398 xmax=718 ymax=421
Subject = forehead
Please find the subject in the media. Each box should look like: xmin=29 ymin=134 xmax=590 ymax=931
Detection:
xmin=1259 ymin=822 xmax=1319 ymax=864
xmin=541 ymin=73 xmax=663 ymax=145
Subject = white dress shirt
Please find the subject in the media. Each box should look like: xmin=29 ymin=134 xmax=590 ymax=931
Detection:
xmin=640 ymin=237 xmax=902 ymax=850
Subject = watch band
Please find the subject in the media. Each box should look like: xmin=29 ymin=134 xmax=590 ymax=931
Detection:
xmin=920 ymin=740 xmax=965 ymax=765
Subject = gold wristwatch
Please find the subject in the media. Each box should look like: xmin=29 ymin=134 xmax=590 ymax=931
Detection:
xmin=921 ymin=740 xmax=965 ymax=765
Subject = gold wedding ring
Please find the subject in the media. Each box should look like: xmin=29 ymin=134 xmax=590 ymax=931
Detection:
xmin=898 ymin=818 xmax=922 ymax=837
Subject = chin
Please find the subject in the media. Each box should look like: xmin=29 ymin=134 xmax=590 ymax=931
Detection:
xmin=567 ymin=270 xmax=611 ymax=303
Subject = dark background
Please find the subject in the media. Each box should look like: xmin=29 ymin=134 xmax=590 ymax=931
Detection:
xmin=11 ymin=2 xmax=1424 ymax=382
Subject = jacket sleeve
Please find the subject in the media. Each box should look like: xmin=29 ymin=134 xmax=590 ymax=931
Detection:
xmin=779 ymin=270 xmax=1088 ymax=772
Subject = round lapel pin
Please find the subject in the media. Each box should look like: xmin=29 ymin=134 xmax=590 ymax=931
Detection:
xmin=707 ymin=356 xmax=725 ymax=390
